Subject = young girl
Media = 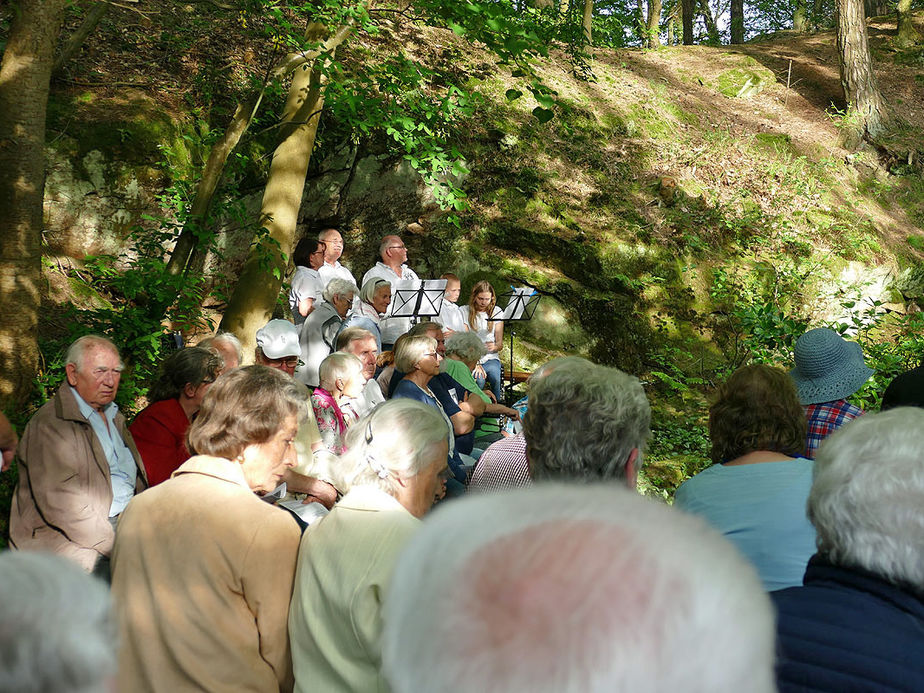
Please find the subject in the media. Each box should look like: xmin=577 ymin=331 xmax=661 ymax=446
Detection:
xmin=460 ymin=280 xmax=504 ymax=402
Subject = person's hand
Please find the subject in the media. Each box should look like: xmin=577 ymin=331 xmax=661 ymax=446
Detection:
xmin=305 ymin=479 xmax=338 ymax=509
xmin=473 ymin=364 xmax=486 ymax=380
xmin=486 ymin=390 xmax=497 ymax=404
xmin=504 ymin=407 xmax=520 ymax=421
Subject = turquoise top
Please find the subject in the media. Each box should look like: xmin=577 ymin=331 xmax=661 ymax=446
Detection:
xmin=674 ymin=458 xmax=817 ymax=591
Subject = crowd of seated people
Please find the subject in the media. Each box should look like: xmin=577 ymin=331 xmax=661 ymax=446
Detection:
xmin=3 ymin=227 xmax=923 ymax=692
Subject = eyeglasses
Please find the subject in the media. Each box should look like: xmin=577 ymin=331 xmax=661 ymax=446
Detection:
xmin=388 ymin=245 xmax=406 ymax=250
xmin=268 ymin=356 xmax=300 ymax=368
xmin=422 ymin=351 xmax=442 ymax=359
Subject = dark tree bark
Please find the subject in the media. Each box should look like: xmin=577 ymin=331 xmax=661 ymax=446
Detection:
xmin=836 ymin=0 xmax=889 ymax=143
xmin=52 ymin=1 xmax=109 ymax=74
xmin=682 ymin=0 xmax=695 ymax=43
xmin=0 ymin=0 xmax=68 ymax=408
xmin=730 ymin=0 xmax=744 ymax=43
xmin=896 ymin=0 xmax=921 ymax=47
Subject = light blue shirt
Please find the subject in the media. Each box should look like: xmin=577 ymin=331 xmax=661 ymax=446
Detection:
xmin=70 ymin=387 xmax=137 ymax=517
xmin=674 ymin=458 xmax=817 ymax=591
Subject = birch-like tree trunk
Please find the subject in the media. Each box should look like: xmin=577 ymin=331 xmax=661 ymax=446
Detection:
xmin=0 ymin=0 xmax=68 ymax=408
xmin=582 ymin=0 xmax=593 ymax=43
xmin=219 ymin=23 xmax=352 ymax=358
xmin=836 ymin=0 xmax=889 ymax=142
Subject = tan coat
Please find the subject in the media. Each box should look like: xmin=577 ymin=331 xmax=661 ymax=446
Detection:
xmin=112 ymin=455 xmax=301 ymax=692
xmin=288 ymin=486 xmax=420 ymax=693
xmin=9 ymin=384 xmax=147 ymax=572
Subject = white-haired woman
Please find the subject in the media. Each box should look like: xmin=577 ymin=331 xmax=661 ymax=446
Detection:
xmin=312 ymin=352 xmax=365 ymax=456
xmin=288 ymin=399 xmax=450 ymax=693
xmin=392 ymin=334 xmax=467 ymax=489
xmin=341 ymin=277 xmax=390 ymax=350
xmin=444 ymin=332 xmax=521 ymax=429
xmin=112 ymin=366 xmax=305 ymax=692
xmin=298 ymin=277 xmax=357 ymax=387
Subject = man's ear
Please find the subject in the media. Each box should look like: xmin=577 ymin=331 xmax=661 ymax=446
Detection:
xmin=625 ymin=448 xmax=639 ymax=493
xmin=65 ymin=363 xmax=79 ymax=387
xmin=182 ymin=383 xmax=197 ymax=399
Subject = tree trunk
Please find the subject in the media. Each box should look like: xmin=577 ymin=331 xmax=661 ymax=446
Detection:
xmin=647 ymin=0 xmax=663 ymax=47
xmin=700 ymin=0 xmax=721 ymax=43
xmin=667 ymin=15 xmax=675 ymax=44
xmin=0 ymin=0 xmax=68 ymax=408
xmin=896 ymin=0 xmax=921 ymax=47
xmin=52 ymin=1 xmax=109 ymax=74
xmin=582 ymin=0 xmax=593 ymax=44
xmin=730 ymin=0 xmax=744 ymax=42
xmin=219 ymin=23 xmax=351 ymax=358
xmin=836 ymin=0 xmax=889 ymax=143
xmin=682 ymin=0 xmax=695 ymax=44
xmin=793 ymin=0 xmax=809 ymax=31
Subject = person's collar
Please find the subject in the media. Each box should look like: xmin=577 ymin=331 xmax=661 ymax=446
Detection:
xmin=69 ymin=385 xmax=117 ymax=421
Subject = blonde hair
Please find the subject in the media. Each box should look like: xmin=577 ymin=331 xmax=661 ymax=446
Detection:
xmin=395 ymin=335 xmax=437 ymax=373
xmin=466 ymin=280 xmax=496 ymax=331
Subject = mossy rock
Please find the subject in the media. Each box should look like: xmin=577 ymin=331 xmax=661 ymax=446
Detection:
xmin=893 ymin=263 xmax=924 ymax=300
xmin=715 ymin=67 xmax=775 ymax=98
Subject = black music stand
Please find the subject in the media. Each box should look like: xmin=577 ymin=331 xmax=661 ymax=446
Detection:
xmin=391 ymin=279 xmax=448 ymax=323
xmin=497 ymin=287 xmax=542 ymax=401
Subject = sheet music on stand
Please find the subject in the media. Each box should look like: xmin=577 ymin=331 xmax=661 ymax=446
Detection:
xmin=391 ymin=279 xmax=448 ymax=319
xmin=500 ymin=286 xmax=541 ymax=321
xmin=496 ymin=286 xmax=542 ymax=403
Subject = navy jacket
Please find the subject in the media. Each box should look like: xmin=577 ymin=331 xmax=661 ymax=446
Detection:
xmin=772 ymin=555 xmax=924 ymax=692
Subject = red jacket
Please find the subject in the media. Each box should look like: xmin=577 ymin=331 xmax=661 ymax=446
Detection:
xmin=130 ymin=398 xmax=190 ymax=486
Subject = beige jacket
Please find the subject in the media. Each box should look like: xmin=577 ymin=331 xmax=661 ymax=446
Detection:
xmin=112 ymin=455 xmax=301 ymax=692
xmin=9 ymin=384 xmax=147 ymax=572
xmin=288 ymin=486 xmax=420 ymax=693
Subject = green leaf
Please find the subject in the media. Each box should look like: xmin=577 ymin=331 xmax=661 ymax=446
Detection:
xmin=532 ymin=106 xmax=554 ymax=123
xmin=505 ymin=89 xmax=523 ymax=101
xmin=449 ymin=22 xmax=467 ymax=36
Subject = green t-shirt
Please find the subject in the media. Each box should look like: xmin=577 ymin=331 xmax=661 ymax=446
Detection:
xmin=444 ymin=358 xmax=491 ymax=404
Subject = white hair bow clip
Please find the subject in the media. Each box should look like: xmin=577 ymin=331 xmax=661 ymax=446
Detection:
xmin=366 ymin=453 xmax=390 ymax=480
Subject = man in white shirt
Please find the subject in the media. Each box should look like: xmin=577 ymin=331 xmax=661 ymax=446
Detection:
xmin=316 ymin=228 xmax=356 ymax=288
xmin=361 ymin=235 xmax=420 ymax=348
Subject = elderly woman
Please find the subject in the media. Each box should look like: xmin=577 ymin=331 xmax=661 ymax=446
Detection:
xmin=673 ymin=364 xmax=816 ymax=591
xmin=297 ymin=277 xmax=357 ymax=387
xmin=112 ymin=366 xmax=305 ymax=691
xmin=444 ymin=331 xmax=521 ymax=429
xmin=312 ymin=352 xmax=364 ymax=456
xmin=289 ymin=237 xmax=327 ymax=327
xmin=288 ymin=399 xmax=449 ymax=692
xmin=341 ymin=277 xmax=390 ymax=350
xmin=392 ymin=335 xmax=467 ymax=487
xmin=461 ymin=280 xmax=504 ymax=402
xmin=130 ymin=346 xmax=224 ymax=486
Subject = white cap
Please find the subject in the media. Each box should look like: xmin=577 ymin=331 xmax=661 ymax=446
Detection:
xmin=255 ymin=319 xmax=300 ymax=359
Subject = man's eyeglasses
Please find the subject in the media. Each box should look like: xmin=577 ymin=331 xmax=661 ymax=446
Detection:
xmin=268 ymin=356 xmax=300 ymax=368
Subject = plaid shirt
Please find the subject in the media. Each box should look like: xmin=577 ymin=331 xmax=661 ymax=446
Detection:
xmin=804 ymin=400 xmax=863 ymax=459
xmin=469 ymin=433 xmax=530 ymax=494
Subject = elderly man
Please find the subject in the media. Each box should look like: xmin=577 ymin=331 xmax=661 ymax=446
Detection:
xmin=381 ymin=484 xmax=777 ymax=693
xmin=772 ymin=408 xmax=924 ymax=691
xmin=254 ymin=319 xmax=338 ymax=507
xmin=10 ymin=335 xmax=147 ymax=575
xmin=316 ymin=228 xmax=356 ymax=288
xmin=361 ymin=234 xmax=420 ymax=348
xmin=790 ymin=327 xmax=871 ymax=458
xmin=197 ymin=331 xmax=243 ymax=370
xmin=336 ymin=327 xmax=385 ymax=417
xmin=525 ymin=357 xmax=650 ymax=487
